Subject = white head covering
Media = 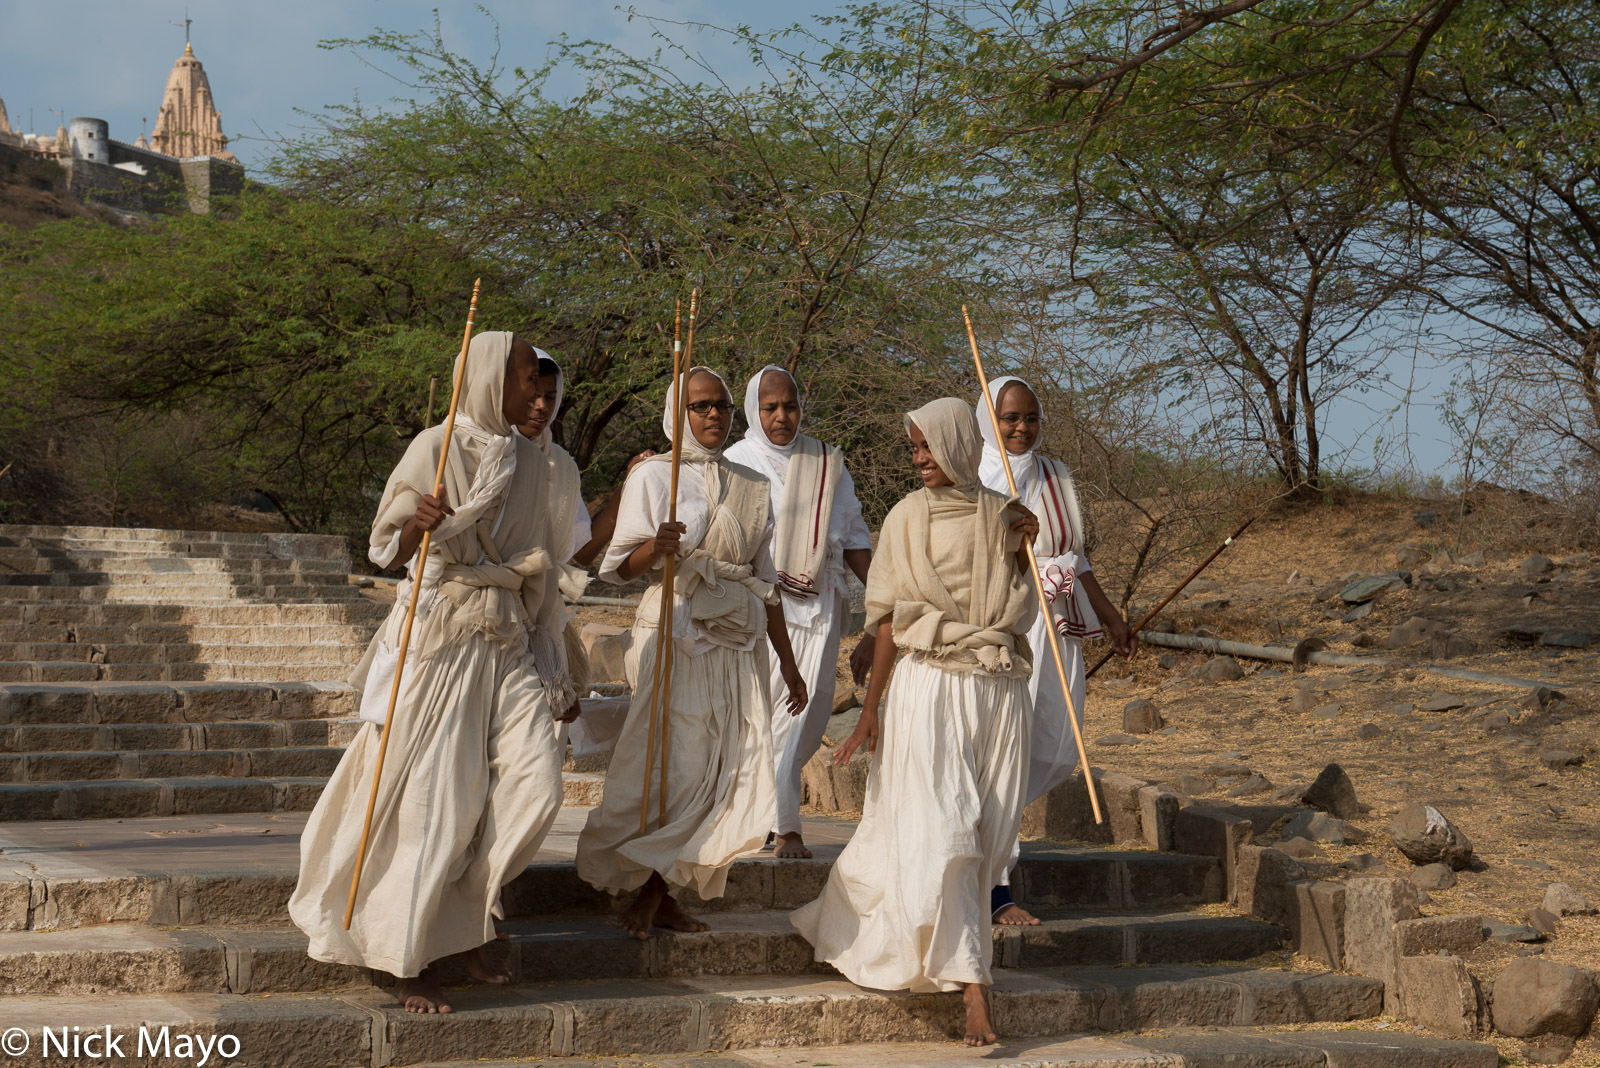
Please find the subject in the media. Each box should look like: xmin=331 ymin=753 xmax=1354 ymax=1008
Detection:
xmin=906 ymin=397 xmax=983 ymax=492
xmin=661 ymin=366 xmax=733 ymax=464
xmin=978 ymin=375 xmax=1041 ymax=490
xmin=741 ymin=364 xmax=801 ymax=473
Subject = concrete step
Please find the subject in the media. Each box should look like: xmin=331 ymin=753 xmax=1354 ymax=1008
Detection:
xmin=0 ymin=746 xmax=346 ymax=783
xmin=0 ymin=641 xmax=366 ymax=666
xmin=2 ymin=717 xmax=363 ymax=753
xmin=0 ymin=602 xmax=389 ymax=627
xmin=0 ymin=909 xmax=1287 ymax=996
xmin=0 ymin=681 xmax=357 ymax=724
xmin=410 ymin=1030 xmax=1497 ymax=1068
xmin=0 ymin=770 xmax=602 ymax=821
xmin=0 ymin=967 xmax=1400 ymax=1068
xmin=2 ymin=844 xmax=1225 ymax=930
xmin=0 ymin=660 xmax=356 ymax=683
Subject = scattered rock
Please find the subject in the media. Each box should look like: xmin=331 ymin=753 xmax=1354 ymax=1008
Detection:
xmin=1356 ymin=722 xmax=1383 ymax=739
xmin=1522 ymin=687 xmax=1566 ymax=711
xmin=1283 ymin=810 xmax=1349 ymax=844
xmin=1432 ymin=548 xmax=1455 ymax=567
xmin=1519 ymin=555 xmax=1555 ymax=576
xmin=1122 ymin=698 xmax=1164 ymax=735
xmin=1156 ymin=724 xmax=1179 ymax=736
xmin=1490 ymin=958 xmax=1599 ymax=1038
xmin=1418 ymin=691 xmax=1466 ymax=712
xmin=1199 ymin=598 xmax=1231 ymax=612
xmin=1341 ymin=603 xmax=1373 ymax=623
xmin=1351 ymin=632 xmax=1376 ymax=648
xmin=579 ymin=622 xmax=632 ymax=683
xmin=1524 ymin=908 xmax=1559 ymax=936
xmin=1543 ymin=884 xmax=1596 ymax=917
xmin=1225 ymin=773 xmax=1273 ymax=798
xmin=1191 ymin=656 xmax=1245 ymax=683
xmin=1339 ymin=572 xmax=1412 ymax=604
xmin=1389 ymin=803 xmax=1475 ymax=869
xmin=1289 ymin=688 xmax=1323 ymax=715
xmin=1501 ymin=627 xmax=1544 ymax=645
xmin=1394 ymin=543 xmax=1432 ymax=568
xmin=1458 ymin=550 xmax=1486 ymax=567
xmin=1511 ymin=859 xmax=1556 ymax=871
xmin=1540 ymin=751 xmax=1585 ymax=770
xmin=1479 ymin=711 xmax=1512 ymax=731
xmin=1157 ymin=652 xmax=1180 ymax=670
xmin=1183 ymin=577 xmax=1222 ymax=597
xmin=1421 ymin=721 xmax=1447 ymax=732
xmin=1521 ymin=1036 xmax=1576 ymax=1065
xmin=1486 ymin=921 xmax=1549 ymax=944
xmin=1312 ymin=702 xmax=1342 ymax=719
xmin=1277 ymin=836 xmax=1323 ymax=859
xmin=1257 ymin=668 xmax=1284 ymax=679
xmin=1205 ymin=761 xmax=1254 ymax=778
xmin=1556 ymin=552 xmax=1591 ymax=567
xmin=1383 ymin=701 xmax=1412 ymax=715
xmin=832 ymin=688 xmax=861 ymax=715
xmin=1383 ymin=615 xmax=1447 ymax=649
xmin=1176 ymin=774 xmax=1213 ymax=796
xmin=1414 ymin=508 xmax=1438 ymax=528
xmin=1095 ymin=733 xmax=1141 ymax=747
xmin=1429 ymin=632 xmax=1479 ymax=659
xmin=1340 ymin=853 xmax=1385 ymax=871
xmin=1540 ymin=631 xmax=1596 ymax=649
xmin=1301 ymin=763 xmax=1362 ymax=819
xmin=1409 ymin=863 xmax=1457 ymax=890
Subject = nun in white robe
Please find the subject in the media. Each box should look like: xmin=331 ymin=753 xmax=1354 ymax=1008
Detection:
xmin=725 ymin=365 xmax=872 ymax=841
xmin=791 ymin=398 xmax=1035 ymax=993
xmin=290 ymin=332 xmax=584 ymax=978
xmin=575 ymin=369 xmax=791 ymax=900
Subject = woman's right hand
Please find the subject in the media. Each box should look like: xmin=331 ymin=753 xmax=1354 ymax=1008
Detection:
xmin=832 ymin=707 xmax=879 ymax=766
xmin=649 ymin=521 xmax=687 ymax=560
xmin=411 ymin=488 xmax=453 ymax=533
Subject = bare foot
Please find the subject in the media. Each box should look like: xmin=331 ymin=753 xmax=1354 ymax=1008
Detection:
xmin=963 ymin=983 xmax=997 ymax=1046
xmin=993 ymin=903 xmax=1041 ymax=926
xmin=653 ymin=894 xmax=710 ymax=933
xmin=457 ymin=942 xmax=511 ymax=984
xmin=773 ymin=832 xmax=813 ymax=859
xmin=620 ymin=876 xmax=668 ymax=940
xmin=398 ymin=968 xmax=453 ymax=1014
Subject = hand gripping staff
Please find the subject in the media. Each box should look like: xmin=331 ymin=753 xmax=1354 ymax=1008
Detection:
xmin=641 ymin=291 xmax=697 ymax=832
xmin=963 ymin=306 xmax=1103 ymax=826
xmin=344 ymin=279 xmax=482 ymax=929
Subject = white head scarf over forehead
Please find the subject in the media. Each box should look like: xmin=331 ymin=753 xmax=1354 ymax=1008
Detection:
xmin=662 ymin=366 xmax=733 ymax=465
xmin=741 ymin=364 xmax=802 ymax=473
xmin=906 ymin=397 xmax=983 ymax=492
xmin=978 ymin=375 xmax=1041 ymax=488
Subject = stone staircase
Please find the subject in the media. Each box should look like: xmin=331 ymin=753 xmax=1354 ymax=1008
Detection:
xmin=0 ymin=816 xmax=1498 ymax=1068
xmin=0 ymin=524 xmax=381 ymax=820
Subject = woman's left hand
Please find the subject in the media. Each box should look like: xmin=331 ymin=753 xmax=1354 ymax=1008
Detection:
xmin=556 ymin=697 xmax=582 ymax=723
xmin=849 ymin=633 xmax=876 ymax=685
xmin=1007 ymin=503 xmax=1040 ymax=542
xmin=781 ymin=662 xmax=809 ymax=716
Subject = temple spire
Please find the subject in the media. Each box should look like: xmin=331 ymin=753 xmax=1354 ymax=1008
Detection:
xmin=149 ymin=25 xmax=235 ymax=162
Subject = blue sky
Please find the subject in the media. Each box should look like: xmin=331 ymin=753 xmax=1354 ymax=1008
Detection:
xmin=0 ymin=1 xmax=1461 ymax=478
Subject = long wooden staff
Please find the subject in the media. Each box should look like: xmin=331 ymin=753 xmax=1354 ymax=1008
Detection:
xmin=1085 ymin=515 xmax=1256 ymax=679
xmin=640 ymin=292 xmax=696 ymax=831
xmin=344 ymin=279 xmax=482 ymax=929
xmin=964 ymin=306 xmax=1103 ymax=826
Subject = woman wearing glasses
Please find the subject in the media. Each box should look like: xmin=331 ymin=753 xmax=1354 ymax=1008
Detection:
xmin=576 ymin=368 xmax=809 ymax=939
xmin=978 ymin=376 xmax=1137 ymax=927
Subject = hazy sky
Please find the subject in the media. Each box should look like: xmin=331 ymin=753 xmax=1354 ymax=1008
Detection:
xmin=0 ymin=1 xmax=1461 ymax=477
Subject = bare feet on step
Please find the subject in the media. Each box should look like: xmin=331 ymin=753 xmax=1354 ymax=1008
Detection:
xmin=619 ymin=876 xmax=668 ymax=940
xmin=398 ymin=968 xmax=453 ymax=1014
xmin=963 ymin=983 xmax=998 ymax=1046
xmin=653 ymin=894 xmax=710 ymax=933
xmin=457 ymin=942 xmax=511 ymax=984
xmin=773 ymin=832 xmax=813 ymax=859
xmin=993 ymin=903 xmax=1041 ymax=926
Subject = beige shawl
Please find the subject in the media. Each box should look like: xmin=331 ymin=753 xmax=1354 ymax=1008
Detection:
xmin=360 ymin=331 xmax=583 ymax=706
xmin=637 ymin=367 xmax=779 ymax=646
xmin=864 ymin=398 xmax=1034 ymax=676
xmin=737 ymin=365 xmax=841 ymax=598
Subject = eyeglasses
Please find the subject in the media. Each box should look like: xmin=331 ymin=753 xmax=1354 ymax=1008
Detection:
xmin=998 ymin=412 xmax=1040 ymax=426
xmin=686 ymin=401 xmax=735 ymax=416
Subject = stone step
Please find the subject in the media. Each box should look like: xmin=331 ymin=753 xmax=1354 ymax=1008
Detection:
xmin=0 ymin=681 xmax=356 ymax=725
xmin=3 ymin=844 xmax=1224 ymax=930
xmin=2 ymin=717 xmax=363 ymax=753
xmin=0 ymin=523 xmax=349 ymax=557
xmin=0 ymin=967 xmax=1396 ymax=1067
xmin=0 ymin=746 xmax=346 ymax=783
xmin=0 ymin=641 xmax=366 ymax=667
xmin=0 ymin=602 xmax=389 ymax=627
xmin=0 ymin=660 xmax=356 ymax=683
xmin=0 ymin=623 xmax=374 ymax=645
xmin=0 ymin=543 xmax=342 ymax=562
xmin=0 ymin=771 xmax=601 ymax=822
xmin=0 ymin=558 xmax=353 ymax=580
xmin=0 ymin=909 xmax=1287 ymax=996
xmin=0 ymin=583 xmax=365 ymax=603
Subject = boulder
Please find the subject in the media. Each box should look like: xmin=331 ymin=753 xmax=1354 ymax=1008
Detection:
xmin=1543 ymin=884 xmax=1596 ymax=917
xmin=1409 ymin=862 xmax=1457 ymax=890
xmin=1525 ymin=908 xmax=1559 ymax=936
xmin=580 ymin=623 xmax=632 ymax=684
xmin=1122 ymin=698 xmax=1164 ymax=734
xmin=1283 ymin=810 xmax=1349 ymax=844
xmin=1519 ymin=555 xmax=1555 ymax=576
xmin=1191 ymin=656 xmax=1245 ymax=683
xmin=1487 ymin=921 xmax=1548 ymax=944
xmin=1490 ymin=959 xmax=1599 ymax=1039
xmin=1301 ymin=763 xmax=1362 ymax=819
xmin=1389 ymin=803 xmax=1475 ymax=869
xmin=1339 ymin=572 xmax=1411 ymax=603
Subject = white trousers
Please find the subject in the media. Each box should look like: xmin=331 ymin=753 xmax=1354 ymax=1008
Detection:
xmin=768 ymin=590 xmax=847 ymax=835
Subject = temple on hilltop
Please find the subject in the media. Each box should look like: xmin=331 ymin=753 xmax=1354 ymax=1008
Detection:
xmin=0 ymin=31 xmax=243 ymax=215
xmin=150 ymin=41 xmax=237 ymax=163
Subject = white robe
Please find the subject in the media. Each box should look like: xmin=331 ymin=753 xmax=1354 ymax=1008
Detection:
xmin=726 ymin=437 xmax=871 ymax=836
xmin=575 ymin=457 xmax=781 ymax=898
